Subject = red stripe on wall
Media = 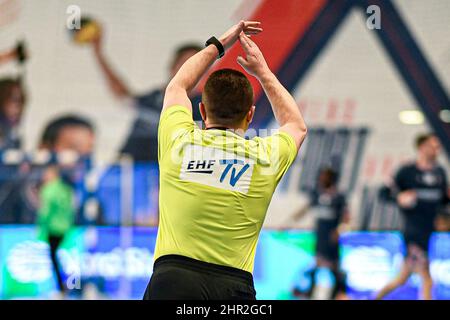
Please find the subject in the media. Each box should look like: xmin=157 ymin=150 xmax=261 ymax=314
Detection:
xmin=198 ymin=0 xmax=328 ymax=100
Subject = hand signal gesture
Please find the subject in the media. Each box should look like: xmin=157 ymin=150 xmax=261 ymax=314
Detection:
xmin=219 ymin=20 xmax=262 ymax=50
xmin=236 ymin=32 xmax=270 ymax=78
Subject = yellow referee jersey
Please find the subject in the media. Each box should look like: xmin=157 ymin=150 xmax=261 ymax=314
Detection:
xmin=154 ymin=105 xmax=298 ymax=273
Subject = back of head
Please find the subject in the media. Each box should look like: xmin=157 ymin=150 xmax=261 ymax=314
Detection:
xmin=202 ymin=68 xmax=254 ymax=127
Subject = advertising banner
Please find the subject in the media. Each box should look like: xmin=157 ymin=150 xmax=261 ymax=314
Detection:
xmin=1 ymin=227 xmax=449 ymax=299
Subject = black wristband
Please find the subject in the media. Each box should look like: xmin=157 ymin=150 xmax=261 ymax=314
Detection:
xmin=205 ymin=36 xmax=225 ymax=59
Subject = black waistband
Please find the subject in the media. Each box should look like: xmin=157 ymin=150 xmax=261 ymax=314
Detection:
xmin=154 ymin=254 xmax=254 ymax=283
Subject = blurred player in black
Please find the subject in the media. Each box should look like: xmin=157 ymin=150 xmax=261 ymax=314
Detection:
xmin=87 ymin=23 xmax=202 ymax=161
xmin=376 ymin=133 xmax=449 ymax=300
xmin=286 ymin=167 xmax=350 ymax=299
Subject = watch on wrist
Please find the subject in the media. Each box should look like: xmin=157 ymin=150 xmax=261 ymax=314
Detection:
xmin=205 ymin=36 xmax=225 ymax=59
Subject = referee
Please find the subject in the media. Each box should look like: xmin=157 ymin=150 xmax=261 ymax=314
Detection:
xmin=143 ymin=21 xmax=307 ymax=300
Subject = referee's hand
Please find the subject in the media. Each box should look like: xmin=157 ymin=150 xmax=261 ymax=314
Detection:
xmin=237 ymin=33 xmax=270 ymax=79
xmin=218 ymin=20 xmax=262 ymax=50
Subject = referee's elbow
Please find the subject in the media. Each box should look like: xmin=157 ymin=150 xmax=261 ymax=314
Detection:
xmin=297 ymin=125 xmax=307 ymax=147
xmin=284 ymin=122 xmax=307 ymax=150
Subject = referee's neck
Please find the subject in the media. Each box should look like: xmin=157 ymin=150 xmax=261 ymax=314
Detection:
xmin=205 ymin=124 xmax=246 ymax=137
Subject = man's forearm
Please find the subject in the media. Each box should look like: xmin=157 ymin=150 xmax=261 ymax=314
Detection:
xmin=0 ymin=49 xmax=15 ymax=65
xmin=293 ymin=204 xmax=310 ymax=221
xmin=169 ymin=45 xmax=218 ymax=93
xmin=258 ymin=71 xmax=306 ymax=132
xmin=163 ymin=21 xmax=261 ymax=110
xmin=93 ymin=49 xmax=131 ymax=98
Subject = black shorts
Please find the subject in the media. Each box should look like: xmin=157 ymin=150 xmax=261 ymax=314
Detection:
xmin=316 ymin=237 xmax=339 ymax=262
xmin=403 ymin=231 xmax=431 ymax=254
xmin=143 ymin=254 xmax=256 ymax=300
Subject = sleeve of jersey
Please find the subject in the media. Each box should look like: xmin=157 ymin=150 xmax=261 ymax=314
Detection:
xmin=158 ymin=105 xmax=195 ymax=161
xmin=264 ymin=131 xmax=298 ymax=182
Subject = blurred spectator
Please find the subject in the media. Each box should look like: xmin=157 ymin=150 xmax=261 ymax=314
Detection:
xmin=39 ymin=115 xmax=95 ymax=155
xmin=376 ymin=133 xmax=449 ymax=300
xmin=284 ymin=167 xmax=350 ymax=300
xmin=37 ymin=115 xmax=95 ymax=296
xmin=0 ymin=77 xmax=30 ymax=224
xmin=0 ymin=42 xmax=30 ymax=224
xmin=88 ymin=23 xmax=202 ymax=161
xmin=0 ymin=77 xmax=26 ymax=149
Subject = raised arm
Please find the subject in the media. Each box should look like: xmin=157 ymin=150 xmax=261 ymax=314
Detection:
xmin=237 ymin=33 xmax=307 ymax=150
xmin=91 ymin=29 xmax=132 ymax=99
xmin=163 ymin=21 xmax=263 ymax=112
xmin=0 ymin=47 xmax=17 ymax=65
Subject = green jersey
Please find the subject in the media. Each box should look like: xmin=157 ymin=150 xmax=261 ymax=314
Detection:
xmin=38 ymin=177 xmax=75 ymax=237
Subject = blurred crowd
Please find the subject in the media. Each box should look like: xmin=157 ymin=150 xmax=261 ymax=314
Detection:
xmin=0 ymin=20 xmax=204 ymax=227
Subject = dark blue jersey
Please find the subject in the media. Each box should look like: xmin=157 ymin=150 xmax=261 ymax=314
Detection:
xmin=394 ymin=162 xmax=448 ymax=250
xmin=309 ymin=190 xmax=346 ymax=260
xmin=120 ymin=89 xmax=202 ymax=162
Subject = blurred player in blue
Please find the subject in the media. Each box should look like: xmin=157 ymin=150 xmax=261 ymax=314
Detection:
xmin=376 ymin=133 xmax=449 ymax=300
xmin=286 ymin=167 xmax=350 ymax=299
